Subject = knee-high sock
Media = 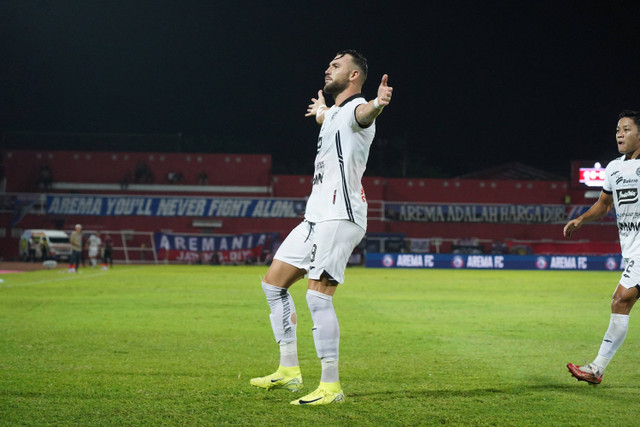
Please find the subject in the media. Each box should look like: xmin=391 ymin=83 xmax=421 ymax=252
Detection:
xmin=262 ymin=282 xmax=298 ymax=367
xmin=593 ymin=313 xmax=629 ymax=371
xmin=306 ymin=290 xmax=339 ymax=383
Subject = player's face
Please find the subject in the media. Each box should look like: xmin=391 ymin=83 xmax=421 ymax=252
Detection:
xmin=323 ymin=54 xmax=353 ymax=95
xmin=616 ymin=117 xmax=640 ymax=157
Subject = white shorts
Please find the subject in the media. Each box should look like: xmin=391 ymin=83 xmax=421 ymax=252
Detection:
xmin=274 ymin=220 xmax=365 ymax=284
xmin=89 ymin=247 xmax=99 ymax=258
xmin=620 ymin=258 xmax=640 ymax=290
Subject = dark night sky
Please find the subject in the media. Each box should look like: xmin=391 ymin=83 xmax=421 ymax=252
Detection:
xmin=2 ymin=1 xmax=640 ymax=178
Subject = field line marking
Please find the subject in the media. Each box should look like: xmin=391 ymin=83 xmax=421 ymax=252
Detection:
xmin=0 ymin=266 xmax=143 ymax=289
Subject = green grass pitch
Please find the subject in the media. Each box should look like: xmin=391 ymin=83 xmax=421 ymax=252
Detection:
xmin=1 ymin=265 xmax=639 ymax=426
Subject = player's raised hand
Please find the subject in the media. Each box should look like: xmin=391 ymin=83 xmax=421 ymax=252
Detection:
xmin=376 ymin=74 xmax=393 ymax=107
xmin=563 ymin=218 xmax=582 ymax=238
xmin=305 ymin=90 xmax=327 ymax=117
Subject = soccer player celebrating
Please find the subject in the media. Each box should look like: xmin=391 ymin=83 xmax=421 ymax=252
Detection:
xmin=250 ymin=50 xmax=392 ymax=405
xmin=564 ymin=110 xmax=640 ymax=384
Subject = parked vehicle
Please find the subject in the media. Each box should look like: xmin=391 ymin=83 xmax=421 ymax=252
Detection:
xmin=19 ymin=229 xmax=72 ymax=261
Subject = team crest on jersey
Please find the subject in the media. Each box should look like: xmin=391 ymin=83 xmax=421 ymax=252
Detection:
xmin=636 ymin=167 xmax=640 ymax=177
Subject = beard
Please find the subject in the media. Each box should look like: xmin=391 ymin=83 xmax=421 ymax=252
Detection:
xmin=323 ymin=78 xmax=348 ymax=96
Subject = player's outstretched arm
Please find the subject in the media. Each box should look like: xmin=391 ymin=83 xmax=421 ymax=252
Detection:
xmin=356 ymin=74 xmax=393 ymax=127
xmin=563 ymin=191 xmax=614 ymax=237
xmin=305 ymin=90 xmax=328 ymax=125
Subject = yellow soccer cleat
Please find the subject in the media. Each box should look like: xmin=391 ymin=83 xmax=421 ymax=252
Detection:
xmin=250 ymin=366 xmax=303 ymax=392
xmin=290 ymin=382 xmax=344 ymax=405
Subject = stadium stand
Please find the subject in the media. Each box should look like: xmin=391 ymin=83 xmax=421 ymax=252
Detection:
xmin=0 ymin=149 xmax=619 ymax=262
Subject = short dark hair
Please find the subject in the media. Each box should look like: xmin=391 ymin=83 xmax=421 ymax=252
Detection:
xmin=336 ymin=49 xmax=368 ymax=81
xmin=619 ymin=110 xmax=640 ymax=129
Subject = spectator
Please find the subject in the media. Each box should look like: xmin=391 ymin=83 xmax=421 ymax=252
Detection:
xmin=490 ymin=241 xmax=508 ymax=255
xmin=134 ymin=161 xmax=153 ymax=183
xmin=28 ymin=235 xmax=37 ymax=262
xmin=198 ymin=171 xmax=209 ymax=185
xmin=102 ymin=234 xmax=113 ymax=269
xmin=36 ymin=164 xmax=53 ymax=191
xmin=68 ymin=224 xmax=82 ymax=273
xmin=40 ymin=238 xmax=49 ymax=261
xmin=120 ymin=171 xmax=132 ymax=190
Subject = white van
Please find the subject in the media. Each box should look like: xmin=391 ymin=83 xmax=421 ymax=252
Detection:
xmin=19 ymin=229 xmax=72 ymax=261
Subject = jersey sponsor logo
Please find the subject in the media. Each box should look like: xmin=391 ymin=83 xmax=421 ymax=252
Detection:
xmin=618 ymin=222 xmax=640 ymax=232
xmin=616 ymin=177 xmax=638 ymax=185
xmin=617 ymin=188 xmax=639 ymax=205
xmin=312 ymin=173 xmax=323 ymax=185
xmin=312 ymin=161 xmax=324 ymax=185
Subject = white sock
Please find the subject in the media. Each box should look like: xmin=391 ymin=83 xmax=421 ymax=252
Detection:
xmin=593 ymin=313 xmax=629 ymax=372
xmin=261 ymin=282 xmax=298 ymax=367
xmin=279 ymin=340 xmax=299 ymax=368
xmin=321 ymin=358 xmax=339 ymax=384
xmin=306 ymin=290 xmax=340 ymax=383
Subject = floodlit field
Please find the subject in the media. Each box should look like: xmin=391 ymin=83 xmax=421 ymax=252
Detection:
xmin=1 ymin=265 xmax=639 ymax=425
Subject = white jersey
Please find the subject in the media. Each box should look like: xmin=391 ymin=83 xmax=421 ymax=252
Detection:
xmin=603 ymin=155 xmax=640 ymax=258
xmin=304 ymin=94 xmax=375 ymax=231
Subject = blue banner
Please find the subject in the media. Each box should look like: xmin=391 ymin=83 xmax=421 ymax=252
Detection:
xmin=366 ymin=253 xmax=625 ymax=271
xmin=45 ymin=195 xmax=306 ymax=218
xmin=383 ymin=203 xmax=616 ymax=224
xmin=154 ymin=231 xmax=281 ymax=263
xmin=567 ymin=205 xmax=616 ymax=222
xmin=154 ymin=232 xmax=280 ymax=252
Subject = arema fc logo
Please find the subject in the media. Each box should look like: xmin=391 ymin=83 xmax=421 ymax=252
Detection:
xmin=536 ymin=257 xmax=548 ymax=270
xmin=605 ymin=257 xmax=618 ymax=270
xmin=451 ymin=256 xmax=465 ymax=269
xmin=382 ymin=254 xmax=395 ymax=268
